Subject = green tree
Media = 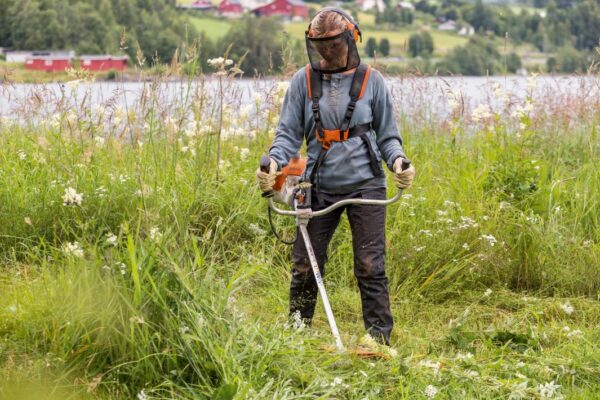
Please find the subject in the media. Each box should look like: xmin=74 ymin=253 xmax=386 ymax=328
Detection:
xmin=220 ymin=17 xmax=285 ymax=75
xmin=546 ymin=56 xmax=558 ymax=72
xmin=436 ymin=37 xmax=501 ymax=75
xmin=408 ymin=32 xmax=434 ymax=58
xmin=365 ymin=37 xmax=378 ymax=57
xmin=556 ymin=46 xmax=587 ymax=73
xmin=504 ymin=52 xmax=522 ymax=73
xmin=379 ymin=38 xmax=390 ymax=57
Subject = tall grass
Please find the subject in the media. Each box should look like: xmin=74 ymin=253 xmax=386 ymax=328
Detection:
xmin=0 ymin=70 xmax=598 ymax=399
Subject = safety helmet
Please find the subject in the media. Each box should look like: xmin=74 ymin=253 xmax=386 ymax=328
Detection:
xmin=305 ymin=7 xmax=362 ymax=74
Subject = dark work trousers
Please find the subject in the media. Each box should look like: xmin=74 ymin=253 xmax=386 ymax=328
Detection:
xmin=290 ymin=187 xmax=393 ymax=345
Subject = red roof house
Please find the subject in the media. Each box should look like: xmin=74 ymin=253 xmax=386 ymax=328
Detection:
xmin=80 ymin=55 xmax=128 ymax=71
xmin=25 ymin=56 xmax=72 ymax=72
xmin=190 ymin=0 xmax=213 ymax=10
xmin=218 ymin=0 xmax=244 ymax=17
xmin=252 ymin=0 xmax=308 ymax=20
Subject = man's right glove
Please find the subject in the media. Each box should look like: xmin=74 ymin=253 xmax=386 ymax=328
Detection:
xmin=393 ymin=158 xmax=416 ymax=189
xmin=255 ymin=157 xmax=279 ymax=193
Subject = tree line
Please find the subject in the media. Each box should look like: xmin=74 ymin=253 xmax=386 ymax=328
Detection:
xmin=0 ymin=0 xmax=194 ymax=64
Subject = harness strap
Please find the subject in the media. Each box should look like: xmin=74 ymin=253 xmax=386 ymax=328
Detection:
xmin=307 ymin=66 xmax=325 ymax=142
xmin=340 ymin=63 xmax=370 ymax=133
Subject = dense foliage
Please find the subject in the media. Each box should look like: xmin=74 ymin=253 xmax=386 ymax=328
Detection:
xmin=436 ymin=37 xmax=522 ymax=75
xmin=408 ymin=31 xmax=434 ymax=58
xmin=0 ymin=0 xmax=195 ymax=64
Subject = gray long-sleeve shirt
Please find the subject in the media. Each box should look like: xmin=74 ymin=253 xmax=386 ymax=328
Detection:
xmin=269 ymin=66 xmax=406 ymax=194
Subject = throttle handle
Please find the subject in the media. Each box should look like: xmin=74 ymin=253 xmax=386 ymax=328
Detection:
xmin=260 ymin=155 xmax=271 ymax=173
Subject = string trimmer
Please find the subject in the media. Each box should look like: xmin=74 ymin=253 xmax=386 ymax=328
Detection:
xmin=260 ymin=154 xmax=411 ymax=357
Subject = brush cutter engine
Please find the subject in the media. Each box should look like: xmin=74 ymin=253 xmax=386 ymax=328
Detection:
xmin=260 ymin=154 xmax=306 ymax=206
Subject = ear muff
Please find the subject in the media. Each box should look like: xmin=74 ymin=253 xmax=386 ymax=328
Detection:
xmin=306 ymin=7 xmax=362 ymax=43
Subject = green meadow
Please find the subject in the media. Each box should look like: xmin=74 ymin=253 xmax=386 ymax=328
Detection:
xmin=0 ymin=68 xmax=598 ymax=399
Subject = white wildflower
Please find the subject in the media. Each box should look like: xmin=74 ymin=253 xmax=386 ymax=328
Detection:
xmin=63 ymin=187 xmax=83 ymax=206
xmin=455 ymin=352 xmax=473 ymax=361
xmin=483 ymin=288 xmax=493 ymax=297
xmin=560 ymin=302 xmax=574 ymax=315
xmin=516 ymin=361 xmax=526 ymax=368
xmin=527 ymin=73 xmax=538 ymax=90
xmin=481 ymin=234 xmax=497 ymax=247
xmin=218 ymin=159 xmax=231 ymax=170
xmin=106 ymin=233 xmax=118 ymax=246
xmin=179 ymin=326 xmax=190 ymax=334
xmin=239 ymin=104 xmax=253 ymax=121
xmin=446 ymin=89 xmax=462 ymax=112
xmin=95 ymin=186 xmax=108 ymax=198
xmin=462 ymin=243 xmax=470 ymax=250
xmin=137 ymin=389 xmax=147 ymax=400
xmin=128 ymin=316 xmax=145 ymax=325
xmin=63 ymin=242 xmax=84 ymax=258
xmin=149 ymin=227 xmax=162 ymax=243
xmin=414 ymin=245 xmax=426 ymax=252
xmin=567 ymin=329 xmax=582 ymax=338
xmin=118 ymin=262 xmax=127 ymax=275
xmin=17 ymin=149 xmax=26 ymax=160
xmin=443 ymin=200 xmax=457 ymax=207
xmin=418 ymin=360 xmax=441 ymax=376
xmin=239 ymin=147 xmax=250 ymax=161
xmin=424 ymin=385 xmax=438 ymax=399
xmin=465 ymin=369 xmax=479 ymax=378
xmin=471 ymin=104 xmax=493 ymax=123
xmin=538 ymin=380 xmax=561 ymax=399
xmin=248 ymin=223 xmax=267 ymax=236
xmin=207 ymin=57 xmax=233 ymax=69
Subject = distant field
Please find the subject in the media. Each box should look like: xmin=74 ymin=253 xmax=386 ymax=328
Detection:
xmin=284 ymin=20 xmax=469 ymax=56
xmin=189 ymin=16 xmax=232 ymax=40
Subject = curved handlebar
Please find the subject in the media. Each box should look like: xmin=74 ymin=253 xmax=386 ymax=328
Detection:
xmin=267 ymin=189 xmax=403 ymax=218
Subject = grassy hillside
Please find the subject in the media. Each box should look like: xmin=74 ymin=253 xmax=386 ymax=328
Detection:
xmin=187 ymin=12 xmax=469 ymax=58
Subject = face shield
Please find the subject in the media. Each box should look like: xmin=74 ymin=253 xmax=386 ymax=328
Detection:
xmin=305 ymin=29 xmax=361 ymax=74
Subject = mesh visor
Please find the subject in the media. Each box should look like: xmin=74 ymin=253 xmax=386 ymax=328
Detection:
xmin=305 ymin=30 xmax=360 ymax=74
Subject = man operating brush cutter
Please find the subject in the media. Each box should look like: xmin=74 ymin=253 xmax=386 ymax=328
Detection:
xmin=256 ymin=7 xmax=415 ymax=353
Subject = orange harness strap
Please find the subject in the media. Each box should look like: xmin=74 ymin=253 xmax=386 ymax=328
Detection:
xmin=306 ymin=63 xmax=371 ymax=150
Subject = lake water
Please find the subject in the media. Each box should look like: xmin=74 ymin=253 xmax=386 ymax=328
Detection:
xmin=1 ymin=75 xmax=599 ymax=122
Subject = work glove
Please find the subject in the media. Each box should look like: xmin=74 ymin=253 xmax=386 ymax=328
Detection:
xmin=255 ymin=157 xmax=279 ymax=193
xmin=393 ymin=157 xmax=416 ymax=189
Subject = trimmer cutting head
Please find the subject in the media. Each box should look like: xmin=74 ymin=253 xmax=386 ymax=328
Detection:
xmin=320 ymin=344 xmax=393 ymax=360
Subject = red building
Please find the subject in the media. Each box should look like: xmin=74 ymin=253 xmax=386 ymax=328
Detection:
xmin=80 ymin=55 xmax=128 ymax=71
xmin=25 ymin=56 xmax=72 ymax=72
xmin=190 ymin=0 xmax=213 ymax=10
xmin=218 ymin=0 xmax=244 ymax=17
xmin=252 ymin=0 xmax=308 ymax=19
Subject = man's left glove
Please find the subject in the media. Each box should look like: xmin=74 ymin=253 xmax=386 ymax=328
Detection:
xmin=255 ymin=157 xmax=279 ymax=193
xmin=393 ymin=158 xmax=416 ymax=189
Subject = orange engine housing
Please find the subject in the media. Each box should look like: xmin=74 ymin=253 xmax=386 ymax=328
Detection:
xmin=273 ymin=156 xmax=306 ymax=191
